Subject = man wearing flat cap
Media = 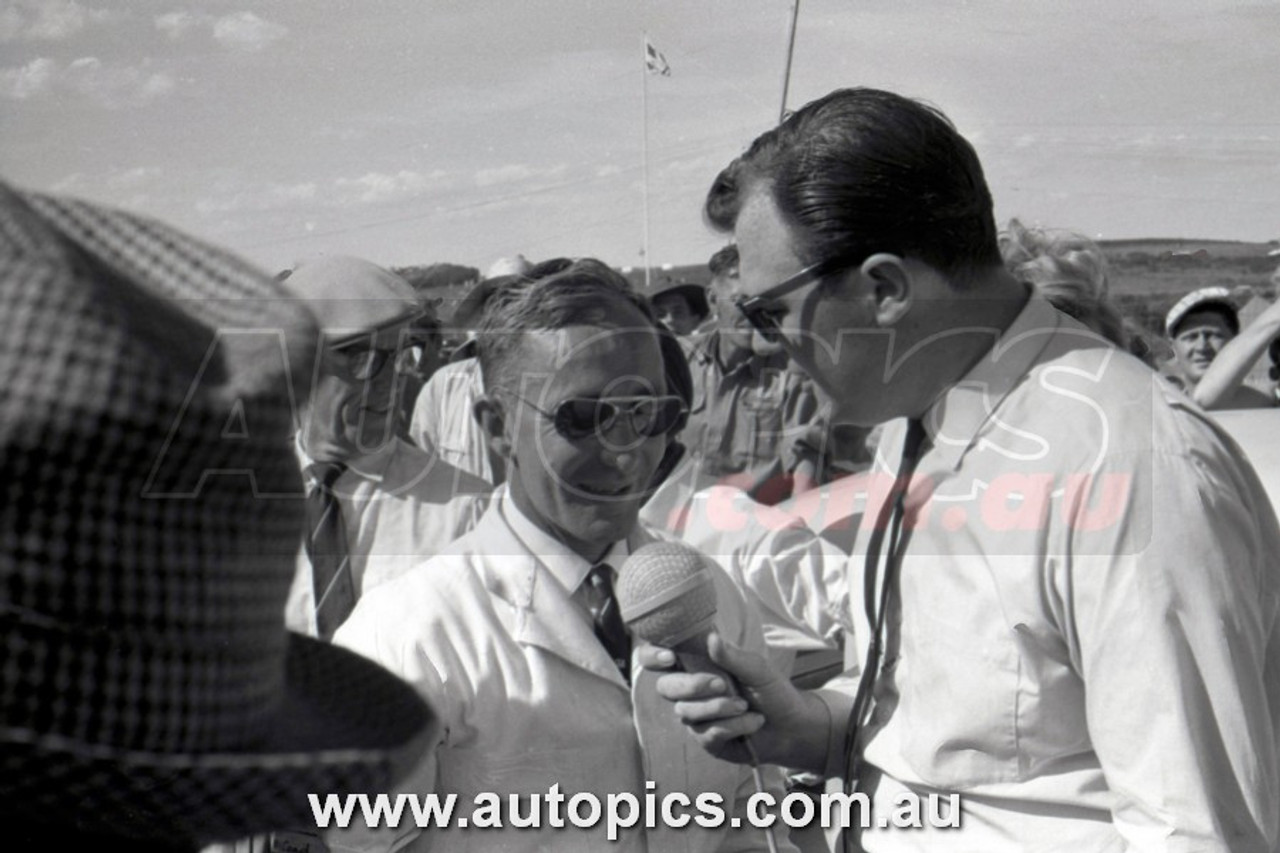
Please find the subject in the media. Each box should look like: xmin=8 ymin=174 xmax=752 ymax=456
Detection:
xmin=0 ymin=182 xmax=434 ymax=851
xmin=1164 ymin=284 xmax=1275 ymax=409
xmin=282 ymin=255 xmax=490 ymax=640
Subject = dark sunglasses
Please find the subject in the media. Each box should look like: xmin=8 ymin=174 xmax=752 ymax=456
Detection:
xmin=733 ymin=252 xmax=862 ymax=341
xmin=505 ymin=392 xmax=688 ymax=441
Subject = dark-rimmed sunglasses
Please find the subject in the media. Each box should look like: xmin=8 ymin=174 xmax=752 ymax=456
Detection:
xmin=503 ymin=392 xmax=688 ymax=441
xmin=734 ymin=253 xmax=862 ymax=342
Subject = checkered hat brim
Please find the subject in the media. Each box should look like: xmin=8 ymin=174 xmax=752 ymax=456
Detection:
xmin=0 ymin=182 xmax=435 ymax=844
xmin=0 ymin=638 xmax=433 ymax=845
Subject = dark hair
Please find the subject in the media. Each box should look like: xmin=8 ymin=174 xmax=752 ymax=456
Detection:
xmin=704 ymin=87 xmax=1002 ymax=285
xmin=708 ymin=244 xmax=739 ymax=278
xmin=476 ymin=257 xmax=661 ymax=394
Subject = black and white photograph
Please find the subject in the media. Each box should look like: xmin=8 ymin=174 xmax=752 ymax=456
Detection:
xmin=2 ymin=2 xmax=1279 ymax=851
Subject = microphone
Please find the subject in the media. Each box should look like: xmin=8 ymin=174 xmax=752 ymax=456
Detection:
xmin=616 ymin=540 xmax=724 ymax=679
xmin=616 ymin=540 xmax=780 ymax=853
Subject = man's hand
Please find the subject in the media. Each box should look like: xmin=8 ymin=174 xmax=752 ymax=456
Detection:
xmin=637 ymin=631 xmax=834 ymax=773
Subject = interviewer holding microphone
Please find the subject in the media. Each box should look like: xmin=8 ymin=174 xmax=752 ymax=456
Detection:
xmin=641 ymin=88 xmax=1280 ymax=853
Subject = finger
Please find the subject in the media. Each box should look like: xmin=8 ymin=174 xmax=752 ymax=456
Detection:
xmin=687 ymin=712 xmax=766 ymax=747
xmin=672 ymin=695 xmax=751 ymax=726
xmin=635 ymin=643 xmax=677 ymax=671
xmin=706 ymin=631 xmax=779 ymax=689
xmin=653 ymin=671 xmax=732 ymax=703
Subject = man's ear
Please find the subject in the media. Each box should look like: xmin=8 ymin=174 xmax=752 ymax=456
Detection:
xmin=705 ymin=284 xmax=722 ymax=311
xmin=473 ymin=395 xmax=513 ymax=460
xmin=859 ymin=253 xmax=913 ymax=326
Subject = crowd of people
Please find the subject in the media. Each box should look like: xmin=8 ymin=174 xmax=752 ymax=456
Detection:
xmin=3 ymin=85 xmax=1280 ymax=853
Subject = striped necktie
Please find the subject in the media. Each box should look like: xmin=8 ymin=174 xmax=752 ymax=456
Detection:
xmin=305 ymin=461 xmax=355 ymax=641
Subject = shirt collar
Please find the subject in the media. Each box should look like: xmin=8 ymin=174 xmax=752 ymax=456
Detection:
xmin=498 ymin=491 xmax=631 ymax=594
xmin=923 ymin=295 xmax=1062 ymax=471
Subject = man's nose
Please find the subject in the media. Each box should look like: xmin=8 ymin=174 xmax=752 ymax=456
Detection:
xmin=601 ymin=445 xmax=642 ymax=477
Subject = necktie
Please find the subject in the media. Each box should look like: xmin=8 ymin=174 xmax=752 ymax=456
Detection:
xmin=304 ymin=461 xmax=355 ymax=641
xmin=841 ymin=419 xmax=929 ymax=851
xmin=586 ymin=564 xmax=631 ymax=682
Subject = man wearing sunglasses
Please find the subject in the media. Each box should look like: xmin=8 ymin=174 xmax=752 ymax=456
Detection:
xmin=641 ymin=88 xmax=1280 ymax=851
xmin=281 ymin=255 xmax=490 ymax=640
xmin=332 ymin=259 xmax=795 ymax=853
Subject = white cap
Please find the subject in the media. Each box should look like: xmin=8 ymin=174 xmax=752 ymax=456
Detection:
xmin=485 ymin=254 xmax=533 ymax=279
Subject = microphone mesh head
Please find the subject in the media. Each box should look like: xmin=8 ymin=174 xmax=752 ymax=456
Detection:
xmin=616 ymin=540 xmax=717 ymax=647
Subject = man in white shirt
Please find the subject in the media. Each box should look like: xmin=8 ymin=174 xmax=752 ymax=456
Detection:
xmin=642 ymin=87 xmax=1280 ymax=852
xmin=332 ymin=259 xmax=795 ymax=853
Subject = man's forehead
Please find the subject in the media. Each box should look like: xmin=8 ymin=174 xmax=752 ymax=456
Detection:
xmin=733 ymin=188 xmax=805 ymax=290
xmin=522 ymin=322 xmax=660 ymax=365
xmin=1176 ymin=310 xmax=1234 ymax=335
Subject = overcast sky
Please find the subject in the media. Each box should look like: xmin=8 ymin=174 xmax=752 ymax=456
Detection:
xmin=2 ymin=0 xmax=1278 ymax=274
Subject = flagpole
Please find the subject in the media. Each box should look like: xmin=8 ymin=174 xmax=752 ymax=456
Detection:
xmin=641 ymin=32 xmax=652 ymax=290
xmin=779 ymin=0 xmax=800 ymax=123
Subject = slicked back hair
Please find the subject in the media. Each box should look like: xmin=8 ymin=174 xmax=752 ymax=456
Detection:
xmin=704 ymin=87 xmax=1003 ymax=287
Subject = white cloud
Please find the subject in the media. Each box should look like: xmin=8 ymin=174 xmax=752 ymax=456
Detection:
xmin=212 ymin=11 xmax=287 ymax=52
xmin=196 ymin=182 xmax=318 ymax=215
xmin=0 ymin=0 xmax=114 ymax=42
xmin=64 ymin=56 xmax=175 ymax=107
xmin=335 ymin=170 xmax=448 ymax=204
xmin=154 ymin=11 xmax=207 ymax=40
xmin=0 ymin=56 xmax=177 ymax=106
xmin=473 ymin=163 xmax=570 ymax=189
xmin=106 ymin=166 xmax=162 ymax=188
xmin=154 ymin=9 xmax=287 ymax=51
xmin=474 ymin=164 xmax=536 ymax=187
xmin=0 ymin=56 xmax=56 ymax=98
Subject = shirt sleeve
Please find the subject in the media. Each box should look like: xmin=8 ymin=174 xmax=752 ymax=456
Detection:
xmin=1059 ymin=444 xmax=1280 ymax=851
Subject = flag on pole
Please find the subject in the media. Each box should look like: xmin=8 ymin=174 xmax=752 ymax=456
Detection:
xmin=644 ymin=37 xmax=671 ymax=76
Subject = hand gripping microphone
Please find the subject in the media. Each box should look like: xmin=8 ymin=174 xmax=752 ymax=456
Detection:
xmin=616 ymin=540 xmax=781 ymax=853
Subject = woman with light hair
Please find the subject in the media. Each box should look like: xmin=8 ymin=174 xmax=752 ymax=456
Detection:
xmin=999 ymin=217 xmax=1130 ymax=347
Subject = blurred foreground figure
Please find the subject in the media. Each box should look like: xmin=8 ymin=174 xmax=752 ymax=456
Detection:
xmin=641 ymin=88 xmax=1280 ymax=852
xmin=0 ymin=183 xmax=434 ymax=851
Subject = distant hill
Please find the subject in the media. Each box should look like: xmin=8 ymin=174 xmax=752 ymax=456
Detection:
xmin=409 ymin=240 xmax=1280 ymax=344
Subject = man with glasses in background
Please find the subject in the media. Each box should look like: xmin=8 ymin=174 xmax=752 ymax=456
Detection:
xmin=641 ymin=88 xmax=1280 ymax=851
xmin=331 ymin=259 xmax=795 ymax=853
xmin=282 ymin=255 xmax=490 ymax=640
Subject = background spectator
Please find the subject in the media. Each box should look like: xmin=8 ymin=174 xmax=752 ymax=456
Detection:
xmin=1164 ymin=285 xmax=1275 ymax=407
